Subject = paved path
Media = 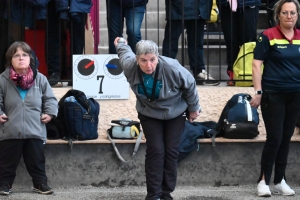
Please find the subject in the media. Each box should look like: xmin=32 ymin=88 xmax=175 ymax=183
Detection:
xmin=1 ymin=185 xmax=299 ymax=200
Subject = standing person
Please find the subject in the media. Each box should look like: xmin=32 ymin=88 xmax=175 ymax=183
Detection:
xmin=0 ymin=0 xmax=44 ymax=73
xmin=0 ymin=41 xmax=58 ymax=195
xmin=162 ymin=0 xmax=219 ymax=86
xmin=46 ymin=0 xmax=92 ymax=86
xmin=217 ymin=0 xmax=261 ymax=86
xmin=106 ymin=0 xmax=148 ymax=54
xmin=114 ymin=37 xmax=200 ymax=200
xmin=251 ymin=0 xmax=300 ymax=197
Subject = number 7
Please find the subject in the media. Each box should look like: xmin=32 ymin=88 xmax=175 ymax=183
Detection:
xmin=97 ymin=75 xmax=104 ymax=94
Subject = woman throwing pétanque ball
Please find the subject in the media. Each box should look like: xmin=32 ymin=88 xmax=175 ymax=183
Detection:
xmin=114 ymin=37 xmax=200 ymax=200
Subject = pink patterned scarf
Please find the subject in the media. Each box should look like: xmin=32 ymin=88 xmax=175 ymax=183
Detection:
xmin=9 ymin=66 xmax=34 ymax=89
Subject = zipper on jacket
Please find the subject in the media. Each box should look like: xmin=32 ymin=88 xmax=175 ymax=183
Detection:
xmin=22 ymin=100 xmax=25 ymax=138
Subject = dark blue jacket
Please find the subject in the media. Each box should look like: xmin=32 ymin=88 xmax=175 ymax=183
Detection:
xmin=24 ymin=0 xmax=48 ymax=20
xmin=4 ymin=0 xmax=92 ymax=27
xmin=178 ymin=121 xmax=216 ymax=162
xmin=24 ymin=0 xmax=49 ymax=7
xmin=115 ymin=0 xmax=148 ymax=8
xmin=165 ymin=0 xmax=212 ymax=21
xmin=217 ymin=0 xmax=261 ymax=7
xmin=52 ymin=0 xmax=92 ymax=13
xmin=3 ymin=0 xmax=48 ymax=27
xmin=26 ymin=0 xmax=92 ymax=19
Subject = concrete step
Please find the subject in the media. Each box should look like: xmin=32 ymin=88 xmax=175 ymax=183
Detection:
xmin=12 ymin=142 xmax=300 ymax=188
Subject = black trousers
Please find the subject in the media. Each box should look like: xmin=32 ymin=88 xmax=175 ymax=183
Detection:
xmin=218 ymin=4 xmax=259 ymax=71
xmin=0 ymin=139 xmax=47 ymax=187
xmin=162 ymin=19 xmax=206 ymax=76
xmin=259 ymin=92 xmax=300 ymax=185
xmin=47 ymin=0 xmax=86 ymax=75
xmin=138 ymin=112 xmax=186 ymax=200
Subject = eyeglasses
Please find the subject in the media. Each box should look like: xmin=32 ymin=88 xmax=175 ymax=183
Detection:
xmin=281 ymin=11 xmax=298 ymax=17
xmin=12 ymin=53 xmax=29 ymax=59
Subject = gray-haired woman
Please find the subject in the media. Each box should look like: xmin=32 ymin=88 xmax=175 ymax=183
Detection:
xmin=114 ymin=37 xmax=200 ymax=200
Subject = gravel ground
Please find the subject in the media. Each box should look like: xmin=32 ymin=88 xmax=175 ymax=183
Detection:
xmin=0 ymin=185 xmax=299 ymax=200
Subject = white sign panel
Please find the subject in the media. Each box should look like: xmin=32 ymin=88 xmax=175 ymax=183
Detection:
xmin=73 ymin=54 xmax=129 ymax=99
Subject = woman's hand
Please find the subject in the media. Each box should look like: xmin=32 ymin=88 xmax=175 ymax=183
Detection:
xmin=0 ymin=114 xmax=8 ymax=123
xmin=40 ymin=114 xmax=52 ymax=124
xmin=189 ymin=110 xmax=200 ymax=123
xmin=251 ymin=59 xmax=263 ymax=108
xmin=114 ymin=37 xmax=128 ymax=46
xmin=250 ymin=94 xmax=262 ymax=108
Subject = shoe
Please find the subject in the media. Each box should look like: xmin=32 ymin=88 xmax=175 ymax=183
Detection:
xmin=48 ymin=73 xmax=60 ymax=86
xmin=0 ymin=185 xmax=10 ymax=195
xmin=197 ymin=70 xmax=220 ymax=86
xmin=197 ymin=69 xmax=215 ymax=80
xmin=33 ymin=184 xmax=53 ymax=195
xmin=257 ymin=180 xmax=271 ymax=197
xmin=204 ymin=80 xmax=220 ymax=86
xmin=227 ymin=70 xmax=235 ymax=86
xmin=273 ymin=179 xmax=295 ymax=196
xmin=161 ymin=193 xmax=173 ymax=200
xmin=227 ymin=81 xmax=235 ymax=86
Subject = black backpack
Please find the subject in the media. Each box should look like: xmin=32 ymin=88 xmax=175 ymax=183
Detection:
xmin=63 ymin=94 xmax=99 ymax=141
xmin=46 ymin=89 xmax=100 ymax=141
xmin=216 ymin=93 xmax=259 ymax=139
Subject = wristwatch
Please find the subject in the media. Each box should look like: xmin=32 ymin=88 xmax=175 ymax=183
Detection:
xmin=255 ymin=90 xmax=263 ymax=95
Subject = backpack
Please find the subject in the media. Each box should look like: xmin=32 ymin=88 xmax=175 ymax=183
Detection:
xmin=233 ymin=42 xmax=264 ymax=87
xmin=216 ymin=93 xmax=259 ymax=139
xmin=46 ymin=89 xmax=100 ymax=141
xmin=63 ymin=95 xmax=99 ymax=141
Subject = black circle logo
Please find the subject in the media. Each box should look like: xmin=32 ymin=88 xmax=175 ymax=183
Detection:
xmin=77 ymin=59 xmax=95 ymax=76
xmin=103 ymin=55 xmax=124 ymax=79
xmin=105 ymin=58 xmax=123 ymax=76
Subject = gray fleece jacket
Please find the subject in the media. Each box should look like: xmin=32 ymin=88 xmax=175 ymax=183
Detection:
xmin=116 ymin=43 xmax=200 ymax=120
xmin=0 ymin=67 xmax=58 ymax=141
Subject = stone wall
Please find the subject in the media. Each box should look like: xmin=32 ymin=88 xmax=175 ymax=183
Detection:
xmin=12 ymin=86 xmax=300 ymax=188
